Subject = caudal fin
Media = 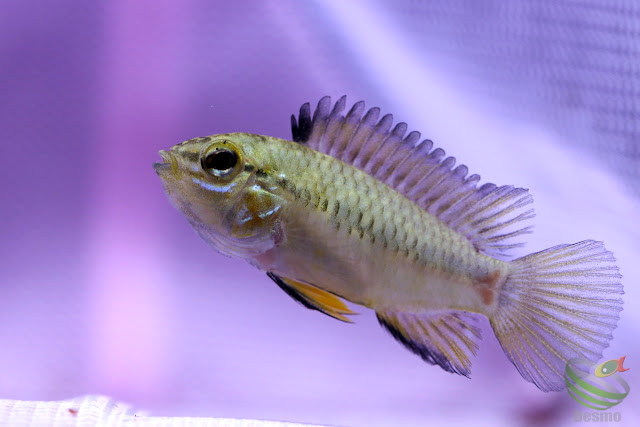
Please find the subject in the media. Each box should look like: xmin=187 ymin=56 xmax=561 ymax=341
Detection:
xmin=490 ymin=240 xmax=623 ymax=391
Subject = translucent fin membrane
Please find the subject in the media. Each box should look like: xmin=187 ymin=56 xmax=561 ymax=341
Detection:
xmin=491 ymin=240 xmax=624 ymax=391
xmin=376 ymin=310 xmax=482 ymax=377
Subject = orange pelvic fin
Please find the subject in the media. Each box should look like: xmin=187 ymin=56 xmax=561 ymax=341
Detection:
xmin=267 ymin=273 xmax=356 ymax=323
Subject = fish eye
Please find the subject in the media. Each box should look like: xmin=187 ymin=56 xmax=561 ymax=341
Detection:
xmin=203 ymin=149 xmax=237 ymax=171
xmin=201 ymin=142 xmax=242 ymax=178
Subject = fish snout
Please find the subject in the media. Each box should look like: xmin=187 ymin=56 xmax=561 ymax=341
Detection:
xmin=153 ymin=150 xmax=179 ymax=176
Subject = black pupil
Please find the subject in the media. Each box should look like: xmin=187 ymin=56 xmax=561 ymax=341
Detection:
xmin=203 ymin=150 xmax=237 ymax=171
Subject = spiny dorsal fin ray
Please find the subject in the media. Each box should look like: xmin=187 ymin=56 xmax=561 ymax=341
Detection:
xmin=267 ymin=272 xmax=356 ymax=323
xmin=376 ymin=310 xmax=483 ymax=377
xmin=291 ymin=96 xmax=535 ymax=258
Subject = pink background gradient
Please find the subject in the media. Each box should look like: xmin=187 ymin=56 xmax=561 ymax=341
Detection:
xmin=1 ymin=1 xmax=639 ymax=425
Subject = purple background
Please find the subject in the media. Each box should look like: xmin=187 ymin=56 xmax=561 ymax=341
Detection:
xmin=1 ymin=1 xmax=639 ymax=425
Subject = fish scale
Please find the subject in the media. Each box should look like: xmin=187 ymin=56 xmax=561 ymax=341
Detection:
xmin=266 ymin=140 xmax=498 ymax=311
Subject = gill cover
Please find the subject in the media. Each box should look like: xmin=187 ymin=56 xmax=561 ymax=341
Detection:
xmin=200 ymin=137 xmax=286 ymax=257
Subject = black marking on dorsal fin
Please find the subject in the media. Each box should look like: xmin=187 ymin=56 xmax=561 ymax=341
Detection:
xmin=290 ymin=96 xmax=535 ymax=258
xmin=291 ymin=102 xmax=313 ymax=143
xmin=376 ymin=310 xmax=483 ymax=377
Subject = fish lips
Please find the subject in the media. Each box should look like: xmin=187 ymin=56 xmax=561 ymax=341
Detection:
xmin=153 ymin=150 xmax=178 ymax=176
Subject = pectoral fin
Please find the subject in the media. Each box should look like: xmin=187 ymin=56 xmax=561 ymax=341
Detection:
xmin=267 ymin=273 xmax=356 ymax=323
xmin=377 ymin=310 xmax=482 ymax=377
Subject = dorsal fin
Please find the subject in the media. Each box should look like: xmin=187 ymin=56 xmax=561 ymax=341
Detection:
xmin=291 ymin=96 xmax=535 ymax=257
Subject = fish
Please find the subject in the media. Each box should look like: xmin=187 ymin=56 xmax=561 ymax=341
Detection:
xmin=153 ymin=95 xmax=624 ymax=392
xmin=594 ymin=356 xmax=629 ymax=378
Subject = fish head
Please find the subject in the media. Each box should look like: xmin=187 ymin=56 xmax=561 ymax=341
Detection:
xmin=154 ymin=133 xmax=286 ymax=258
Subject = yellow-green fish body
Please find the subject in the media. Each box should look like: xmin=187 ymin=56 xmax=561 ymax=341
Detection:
xmin=155 ymin=96 xmax=623 ymax=391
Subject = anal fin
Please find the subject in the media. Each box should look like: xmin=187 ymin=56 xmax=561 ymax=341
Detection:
xmin=377 ymin=310 xmax=482 ymax=377
xmin=267 ymin=273 xmax=356 ymax=323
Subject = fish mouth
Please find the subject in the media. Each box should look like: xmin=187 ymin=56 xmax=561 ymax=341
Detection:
xmin=153 ymin=150 xmax=178 ymax=175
